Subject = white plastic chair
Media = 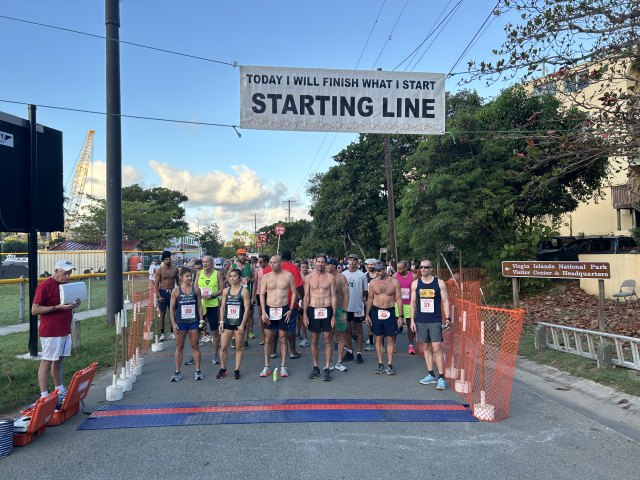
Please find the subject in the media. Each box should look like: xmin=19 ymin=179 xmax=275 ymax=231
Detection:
xmin=612 ymin=280 xmax=638 ymax=303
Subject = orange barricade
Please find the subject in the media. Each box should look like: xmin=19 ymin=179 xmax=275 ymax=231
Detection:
xmin=13 ymin=391 xmax=58 ymax=447
xmin=127 ymin=287 xmax=154 ymax=361
xmin=48 ymin=363 xmax=97 ymax=426
xmin=417 ymin=278 xmax=525 ymax=421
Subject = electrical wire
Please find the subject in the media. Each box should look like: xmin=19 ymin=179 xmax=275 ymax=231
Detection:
xmin=371 ymin=0 xmax=411 ymax=70
xmin=294 ymin=133 xmax=328 ymax=196
xmin=354 ymin=0 xmax=387 ymax=69
xmin=0 ymin=14 xmax=235 ymax=67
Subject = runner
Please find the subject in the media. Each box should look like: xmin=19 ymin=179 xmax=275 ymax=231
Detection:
xmin=303 ymin=254 xmax=337 ymax=381
xmin=393 ymin=261 xmax=418 ymax=354
xmin=169 ymin=268 xmax=204 ymax=381
xmin=232 ymin=249 xmax=255 ymax=349
xmin=252 ymin=254 xmax=269 ymax=346
xmin=297 ymin=260 xmax=310 ymax=346
xmin=410 ymin=260 xmax=451 ymax=390
xmin=262 ymin=249 xmax=304 ymax=361
xmin=217 ymin=268 xmax=251 ymax=379
xmin=363 ymin=259 xmax=378 ymax=351
xmin=365 ymin=263 xmax=403 ymax=375
xmin=195 ymin=256 xmax=224 ymax=365
xmin=259 ymin=255 xmax=297 ymax=378
xmin=342 ymin=253 xmax=368 ymax=364
xmin=328 ymin=259 xmax=350 ymax=372
xmin=148 ymin=260 xmax=159 ymax=289
xmin=155 ymin=251 xmax=180 ymax=341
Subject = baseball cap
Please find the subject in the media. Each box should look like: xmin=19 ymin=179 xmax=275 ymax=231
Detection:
xmin=365 ymin=258 xmax=378 ymax=265
xmin=348 ymin=254 xmax=359 ymax=259
xmin=237 ymin=248 xmax=246 ymax=254
xmin=373 ymin=263 xmax=385 ymax=271
xmin=55 ymin=260 xmax=74 ymax=271
xmin=214 ymin=258 xmax=223 ymax=268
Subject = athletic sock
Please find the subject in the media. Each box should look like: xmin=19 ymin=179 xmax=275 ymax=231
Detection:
xmin=409 ymin=344 xmax=413 ymax=348
xmin=429 ymin=370 xmax=435 ymax=377
xmin=161 ymin=329 xmax=165 ymax=334
xmin=55 ymin=385 xmax=66 ymax=394
xmin=347 ymin=350 xmax=353 ymax=354
xmin=438 ymin=374 xmax=445 ymax=380
xmin=369 ymin=335 xmax=373 ymax=344
xmin=41 ymin=391 xmax=48 ymax=398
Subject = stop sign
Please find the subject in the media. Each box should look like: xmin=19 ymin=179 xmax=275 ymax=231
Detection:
xmin=256 ymin=241 xmax=263 ymax=248
xmin=275 ymin=225 xmax=285 ymax=235
xmin=259 ymin=233 xmax=267 ymax=242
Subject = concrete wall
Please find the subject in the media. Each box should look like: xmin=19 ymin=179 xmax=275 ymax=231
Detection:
xmin=579 ymin=254 xmax=640 ymax=300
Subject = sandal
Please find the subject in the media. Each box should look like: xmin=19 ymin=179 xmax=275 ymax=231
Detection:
xmin=289 ymin=352 xmax=302 ymax=359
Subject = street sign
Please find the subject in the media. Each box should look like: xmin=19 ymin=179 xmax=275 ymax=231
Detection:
xmin=380 ymin=248 xmax=388 ymax=253
xmin=259 ymin=233 xmax=267 ymax=242
xmin=501 ymin=261 xmax=611 ymax=280
xmin=275 ymin=225 xmax=285 ymax=236
xmin=256 ymin=242 xmax=263 ymax=248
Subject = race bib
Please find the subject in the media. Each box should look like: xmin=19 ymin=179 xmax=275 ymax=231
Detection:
xmin=355 ymin=311 xmax=364 ymax=317
xmin=401 ymin=288 xmax=410 ymax=300
xmin=181 ymin=304 xmax=196 ymax=319
xmin=269 ymin=307 xmax=282 ymax=320
xmin=227 ymin=305 xmax=240 ymax=319
xmin=420 ymin=299 xmax=434 ymax=313
xmin=378 ymin=310 xmax=391 ymax=320
xmin=201 ymin=287 xmax=212 ymax=296
xmin=314 ymin=308 xmax=328 ymax=319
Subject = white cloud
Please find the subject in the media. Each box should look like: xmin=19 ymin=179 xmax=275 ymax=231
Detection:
xmin=83 ymin=161 xmax=145 ymax=198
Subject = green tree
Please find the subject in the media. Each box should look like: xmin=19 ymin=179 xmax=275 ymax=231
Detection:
xmin=2 ymin=238 xmax=28 ymax=253
xmin=199 ymin=223 xmax=223 ymax=257
xmin=257 ymin=220 xmax=313 ymax=257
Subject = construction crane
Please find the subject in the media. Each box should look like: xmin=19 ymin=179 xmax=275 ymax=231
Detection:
xmin=64 ymin=130 xmax=95 ymax=230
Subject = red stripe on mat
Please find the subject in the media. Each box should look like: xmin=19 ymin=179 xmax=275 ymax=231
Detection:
xmin=92 ymin=404 xmax=467 ymax=417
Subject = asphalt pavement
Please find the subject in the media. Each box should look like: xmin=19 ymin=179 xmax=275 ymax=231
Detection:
xmin=3 ymin=313 xmax=640 ymax=479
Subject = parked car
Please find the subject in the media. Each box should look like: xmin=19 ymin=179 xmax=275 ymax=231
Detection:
xmin=537 ymin=236 xmax=638 ymax=261
xmin=537 ymin=236 xmax=576 ymax=257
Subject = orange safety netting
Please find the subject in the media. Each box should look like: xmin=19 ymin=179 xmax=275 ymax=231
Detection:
xmin=417 ymin=280 xmax=525 ymax=421
xmin=127 ymin=286 xmax=154 ymax=361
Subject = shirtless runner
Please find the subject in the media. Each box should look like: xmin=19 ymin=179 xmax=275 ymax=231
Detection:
xmin=297 ymin=260 xmax=310 ymax=346
xmin=328 ymin=259 xmax=351 ymax=372
xmin=155 ymin=251 xmax=180 ymax=341
xmin=303 ymin=255 xmax=337 ymax=381
xmin=259 ymin=255 xmax=297 ymax=378
xmin=366 ymin=263 xmax=403 ymax=375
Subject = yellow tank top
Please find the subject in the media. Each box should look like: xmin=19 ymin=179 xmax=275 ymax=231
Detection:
xmin=198 ymin=270 xmax=219 ymax=307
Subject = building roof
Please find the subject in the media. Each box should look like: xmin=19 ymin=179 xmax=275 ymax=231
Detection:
xmin=49 ymin=240 xmax=140 ymax=251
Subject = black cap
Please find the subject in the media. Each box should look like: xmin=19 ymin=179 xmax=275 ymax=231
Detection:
xmin=348 ymin=254 xmax=359 ymax=259
xmin=373 ymin=263 xmax=385 ymax=271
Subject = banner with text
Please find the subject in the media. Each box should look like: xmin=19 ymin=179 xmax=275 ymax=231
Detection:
xmin=240 ymin=66 xmax=445 ymax=134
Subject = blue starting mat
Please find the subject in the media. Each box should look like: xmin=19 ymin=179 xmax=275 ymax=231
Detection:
xmin=78 ymin=399 xmax=477 ymax=430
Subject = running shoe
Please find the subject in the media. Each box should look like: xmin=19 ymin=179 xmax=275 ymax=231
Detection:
xmin=386 ymin=364 xmax=395 ymax=375
xmin=169 ymin=332 xmax=175 ymax=340
xmin=216 ymin=368 xmax=227 ymax=379
xmin=243 ymin=340 xmax=249 ymax=350
xmin=248 ymin=332 xmax=255 ymax=339
xmin=309 ymin=366 xmax=320 ymax=379
xmin=195 ymin=370 xmax=204 ymax=380
xmin=231 ymin=338 xmax=236 ymax=349
xmin=333 ymin=341 xmax=338 ymax=350
xmin=296 ymin=333 xmax=303 ymax=340
xmin=356 ymin=353 xmax=363 ymax=364
xmin=335 ymin=362 xmax=347 ymax=372
xmin=159 ymin=333 xmax=165 ymax=342
xmin=420 ymin=374 xmax=436 ymax=385
xmin=322 ymin=368 xmax=331 ymax=381
xmin=329 ymin=363 xmax=334 ymax=371
xmin=280 ymin=366 xmax=289 ymax=377
xmin=56 ymin=390 xmax=67 ymax=408
xmin=184 ymin=356 xmax=194 ymax=365
xmin=364 ymin=344 xmax=375 ymax=352
xmin=213 ymin=354 xmax=221 ymax=364
xmin=170 ymin=371 xmax=181 ymax=382
xmin=300 ymin=339 xmax=309 ymax=347
xmin=437 ymin=378 xmax=446 ymax=390
xmin=234 ymin=370 xmax=241 ymax=379
xmin=342 ymin=351 xmax=354 ymax=362
xmin=203 ymin=335 xmax=212 ymax=342
xmin=408 ymin=345 xmax=416 ymax=355
xmin=260 ymin=366 xmax=270 ymax=377
xmin=375 ymin=363 xmax=385 ymax=374
xmin=199 ymin=338 xmax=204 ymax=347
xmin=398 ymin=325 xmax=404 ymax=334
xmin=351 ymin=334 xmax=358 ymax=343
xmin=260 ymin=337 xmax=265 ymax=345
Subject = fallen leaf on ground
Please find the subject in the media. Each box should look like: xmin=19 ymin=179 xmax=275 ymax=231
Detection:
xmin=618 ymin=399 xmax=629 ymax=405
xmin=544 ymin=377 xmax=555 ymax=382
xmin=555 ymin=385 xmax=571 ymax=391
xmin=622 ymin=404 xmax=631 ymax=409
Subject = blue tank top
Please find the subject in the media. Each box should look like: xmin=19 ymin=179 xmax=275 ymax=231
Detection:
xmin=224 ymin=285 xmax=245 ymax=326
xmin=415 ymin=277 xmax=441 ymax=324
xmin=175 ymin=285 xmax=200 ymax=323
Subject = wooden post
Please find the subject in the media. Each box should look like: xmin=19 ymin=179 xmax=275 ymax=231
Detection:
xmin=512 ymin=278 xmax=519 ymax=309
xmin=598 ymin=279 xmax=605 ymax=330
xmin=70 ymin=319 xmax=81 ymax=350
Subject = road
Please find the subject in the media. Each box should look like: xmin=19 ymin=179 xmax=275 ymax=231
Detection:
xmin=3 ymin=315 xmax=639 ymax=479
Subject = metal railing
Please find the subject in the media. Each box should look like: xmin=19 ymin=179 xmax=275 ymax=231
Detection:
xmin=0 ymin=272 xmax=150 ymax=327
xmin=538 ymin=321 xmax=640 ymax=371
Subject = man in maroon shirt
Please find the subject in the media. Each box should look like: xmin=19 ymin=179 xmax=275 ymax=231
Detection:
xmin=262 ymin=249 xmax=304 ymax=359
xmin=32 ymin=260 xmax=81 ymax=399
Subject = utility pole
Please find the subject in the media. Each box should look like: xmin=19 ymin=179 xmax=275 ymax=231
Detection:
xmin=252 ymin=213 xmax=259 ymax=250
xmin=105 ymin=0 xmax=123 ymax=325
xmin=383 ymin=133 xmax=398 ymax=270
xmin=282 ymin=199 xmax=297 ymax=222
xmin=28 ymin=104 xmax=39 ymax=356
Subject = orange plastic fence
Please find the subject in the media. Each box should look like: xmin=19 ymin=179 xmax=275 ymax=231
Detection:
xmin=417 ymin=280 xmax=525 ymax=421
xmin=127 ymin=287 xmax=154 ymax=361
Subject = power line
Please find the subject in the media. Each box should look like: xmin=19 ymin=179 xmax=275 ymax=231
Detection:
xmin=354 ymin=0 xmax=387 ymax=69
xmin=371 ymin=0 xmax=411 ymax=70
xmin=0 ymin=14 xmax=235 ymax=67
xmin=0 ymin=99 xmax=239 ymax=133
xmin=312 ymin=134 xmax=340 ymax=174
xmin=403 ymin=0 xmax=452 ymax=71
xmin=447 ymin=1 xmax=500 ymax=76
xmin=294 ymin=133 xmax=328 ymax=196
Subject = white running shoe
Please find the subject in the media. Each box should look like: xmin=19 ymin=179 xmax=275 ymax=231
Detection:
xmin=159 ymin=333 xmax=165 ymax=342
xmin=300 ymin=339 xmax=309 ymax=347
xmin=335 ymin=362 xmax=347 ymax=372
xmin=329 ymin=363 xmax=334 ymax=371
xmin=169 ymin=332 xmax=175 ymax=340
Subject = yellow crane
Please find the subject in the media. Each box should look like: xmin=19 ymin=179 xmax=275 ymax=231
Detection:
xmin=64 ymin=130 xmax=95 ymax=230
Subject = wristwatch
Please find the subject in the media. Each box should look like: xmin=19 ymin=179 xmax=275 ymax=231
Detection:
xmin=52 ymin=305 xmax=57 ymax=311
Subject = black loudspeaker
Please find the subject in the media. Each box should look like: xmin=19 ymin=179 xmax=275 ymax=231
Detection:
xmin=0 ymin=111 xmax=64 ymax=233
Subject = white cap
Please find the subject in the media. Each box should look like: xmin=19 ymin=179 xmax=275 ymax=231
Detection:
xmin=214 ymin=258 xmax=223 ymax=268
xmin=54 ymin=260 xmax=74 ymax=271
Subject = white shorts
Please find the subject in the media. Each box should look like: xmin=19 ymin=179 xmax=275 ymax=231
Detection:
xmin=41 ymin=335 xmax=71 ymax=361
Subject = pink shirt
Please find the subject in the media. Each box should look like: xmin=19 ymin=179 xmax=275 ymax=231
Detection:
xmin=396 ymin=272 xmax=414 ymax=305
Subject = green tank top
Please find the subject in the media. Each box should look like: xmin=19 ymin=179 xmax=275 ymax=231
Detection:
xmin=231 ymin=263 xmax=252 ymax=296
xmin=197 ymin=270 xmax=219 ymax=307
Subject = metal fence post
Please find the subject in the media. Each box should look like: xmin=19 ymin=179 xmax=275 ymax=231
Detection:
xmin=19 ymin=276 xmax=25 ymax=323
xmin=88 ymin=276 xmax=92 ymax=310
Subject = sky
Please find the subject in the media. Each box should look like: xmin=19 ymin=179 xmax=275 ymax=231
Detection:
xmin=0 ymin=0 xmax=514 ymax=240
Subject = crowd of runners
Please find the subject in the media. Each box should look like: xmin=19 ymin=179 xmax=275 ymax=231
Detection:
xmin=150 ymin=249 xmax=451 ymax=389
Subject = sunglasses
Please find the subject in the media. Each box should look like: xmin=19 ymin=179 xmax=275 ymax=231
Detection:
xmin=420 ymin=266 xmax=433 ymax=269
